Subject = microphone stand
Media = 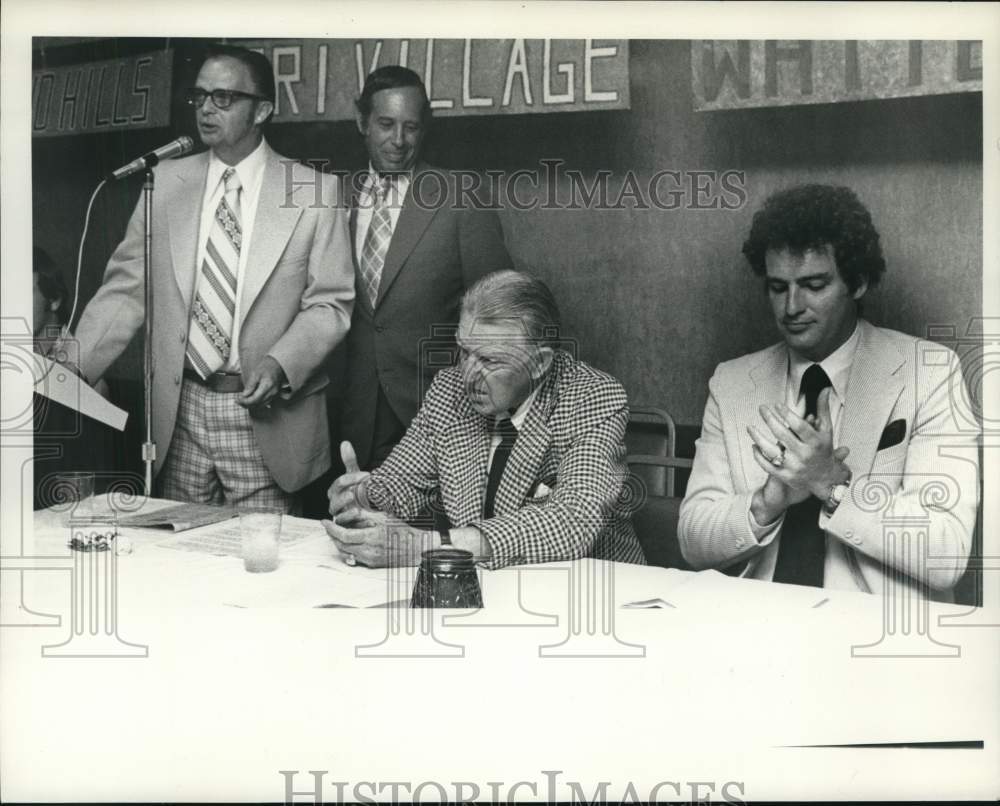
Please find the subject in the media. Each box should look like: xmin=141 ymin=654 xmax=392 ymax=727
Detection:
xmin=141 ymin=167 xmax=156 ymax=496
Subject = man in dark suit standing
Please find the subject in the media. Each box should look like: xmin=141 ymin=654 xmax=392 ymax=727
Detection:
xmin=340 ymin=66 xmax=511 ymax=471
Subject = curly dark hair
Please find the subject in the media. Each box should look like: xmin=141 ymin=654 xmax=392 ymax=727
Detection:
xmin=741 ymin=184 xmax=886 ymax=292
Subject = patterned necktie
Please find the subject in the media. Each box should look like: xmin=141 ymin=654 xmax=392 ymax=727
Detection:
xmin=483 ymin=416 xmax=518 ymax=519
xmin=772 ymin=363 xmax=832 ymax=587
xmin=360 ymin=176 xmax=392 ymax=308
xmin=186 ymin=167 xmax=241 ymax=378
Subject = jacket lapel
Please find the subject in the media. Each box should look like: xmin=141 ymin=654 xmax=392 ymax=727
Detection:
xmin=837 ymin=320 xmax=905 ymax=479
xmin=167 ymin=152 xmax=209 ymax=307
xmin=238 ymin=145 xmax=304 ymax=325
xmin=439 ymin=399 xmax=491 ymax=526
xmin=495 ymin=361 xmax=560 ymax=515
xmin=374 ymin=162 xmax=441 ymax=308
xmin=348 ymin=173 xmax=372 ymax=315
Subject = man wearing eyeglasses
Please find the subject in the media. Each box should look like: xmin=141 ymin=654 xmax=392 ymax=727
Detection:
xmin=70 ymin=45 xmax=354 ymax=511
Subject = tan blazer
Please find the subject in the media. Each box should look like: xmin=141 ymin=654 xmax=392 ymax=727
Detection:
xmin=74 ymin=143 xmax=355 ymax=491
xmin=679 ymin=320 xmax=979 ymax=602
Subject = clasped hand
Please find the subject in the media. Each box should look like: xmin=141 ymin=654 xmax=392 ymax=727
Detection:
xmin=236 ymin=355 xmax=286 ymax=409
xmin=747 ymin=387 xmax=851 ymax=511
xmin=321 ymin=510 xmax=429 ymax=568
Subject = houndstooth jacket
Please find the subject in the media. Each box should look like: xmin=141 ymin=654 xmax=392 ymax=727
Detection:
xmin=365 ymin=350 xmax=646 ymax=569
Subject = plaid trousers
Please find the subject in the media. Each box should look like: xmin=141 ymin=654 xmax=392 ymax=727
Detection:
xmin=159 ymin=380 xmax=296 ymax=512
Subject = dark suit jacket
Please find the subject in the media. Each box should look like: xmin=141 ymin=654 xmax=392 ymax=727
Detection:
xmin=340 ymin=163 xmax=511 ymax=468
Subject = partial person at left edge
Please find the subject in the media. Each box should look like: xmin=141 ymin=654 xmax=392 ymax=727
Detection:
xmin=61 ymin=45 xmax=355 ymax=513
xmin=33 ymin=246 xmax=117 ymax=509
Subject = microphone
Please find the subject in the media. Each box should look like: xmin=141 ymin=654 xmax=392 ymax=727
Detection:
xmin=108 ymin=136 xmax=195 ymax=181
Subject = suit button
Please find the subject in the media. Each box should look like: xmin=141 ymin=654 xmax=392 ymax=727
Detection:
xmin=179 ymin=332 xmax=186 ymax=344
xmin=845 ymin=530 xmax=854 ymax=538
xmin=173 ymin=374 xmax=180 ymax=385
xmin=736 ymin=538 xmax=745 ymax=549
xmin=374 ymin=325 xmax=384 ymax=333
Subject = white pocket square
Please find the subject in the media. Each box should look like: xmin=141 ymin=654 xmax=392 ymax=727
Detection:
xmin=531 ymin=482 xmax=553 ymax=499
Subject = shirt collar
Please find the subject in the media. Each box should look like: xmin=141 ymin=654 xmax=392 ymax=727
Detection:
xmin=508 ymin=382 xmax=542 ymax=431
xmin=208 ymin=138 xmax=267 ymax=194
xmin=787 ymin=321 xmax=860 ymax=402
xmin=364 ymin=163 xmax=411 ymax=194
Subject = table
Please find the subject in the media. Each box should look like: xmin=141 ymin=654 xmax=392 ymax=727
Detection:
xmin=2 ymin=499 xmax=997 ymax=801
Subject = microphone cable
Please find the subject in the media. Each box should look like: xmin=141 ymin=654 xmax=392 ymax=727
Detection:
xmin=66 ymin=178 xmax=107 ymax=332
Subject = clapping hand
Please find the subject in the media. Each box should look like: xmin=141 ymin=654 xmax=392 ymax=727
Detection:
xmin=748 ymin=387 xmax=851 ymax=498
xmin=747 ymin=388 xmax=850 ymax=523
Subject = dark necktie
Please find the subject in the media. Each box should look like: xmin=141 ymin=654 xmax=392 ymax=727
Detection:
xmin=772 ymin=363 xmax=832 ymax=587
xmin=483 ymin=416 xmax=518 ymax=519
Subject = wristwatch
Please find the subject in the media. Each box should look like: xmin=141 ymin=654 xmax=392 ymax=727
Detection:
xmin=823 ymin=475 xmax=852 ymax=515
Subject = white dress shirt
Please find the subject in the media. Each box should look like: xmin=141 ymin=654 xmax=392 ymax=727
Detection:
xmin=353 ymin=166 xmax=410 ymax=260
xmin=196 ymin=139 xmax=267 ymax=372
xmin=487 ymin=383 xmax=542 ymax=470
xmin=748 ymin=322 xmax=861 ymax=545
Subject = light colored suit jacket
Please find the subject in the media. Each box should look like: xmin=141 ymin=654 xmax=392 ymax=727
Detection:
xmin=74 ymin=143 xmax=355 ymax=491
xmin=340 ymin=163 xmax=510 ymax=468
xmin=365 ymin=350 xmax=646 ymax=570
xmin=679 ymin=320 xmax=979 ymax=602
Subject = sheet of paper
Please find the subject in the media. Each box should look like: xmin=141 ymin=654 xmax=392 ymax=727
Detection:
xmin=156 ymin=517 xmax=320 ymax=558
xmin=622 ymin=597 xmax=677 ymax=609
xmin=32 ymin=352 xmax=128 ymax=431
xmin=120 ymin=502 xmax=236 ymax=531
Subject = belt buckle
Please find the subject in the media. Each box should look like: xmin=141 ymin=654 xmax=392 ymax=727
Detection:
xmin=207 ymin=371 xmax=241 ymax=393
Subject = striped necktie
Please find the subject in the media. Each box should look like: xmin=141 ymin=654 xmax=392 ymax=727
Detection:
xmin=360 ymin=176 xmax=392 ymax=307
xmin=187 ymin=166 xmax=241 ymax=378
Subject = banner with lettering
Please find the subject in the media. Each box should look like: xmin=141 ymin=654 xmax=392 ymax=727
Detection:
xmin=31 ymin=50 xmax=173 ymax=137
xmin=234 ymin=38 xmax=630 ymax=121
xmin=692 ymin=40 xmax=982 ymax=111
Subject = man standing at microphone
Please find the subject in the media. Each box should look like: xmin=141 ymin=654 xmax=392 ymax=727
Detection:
xmin=69 ymin=45 xmax=354 ymax=511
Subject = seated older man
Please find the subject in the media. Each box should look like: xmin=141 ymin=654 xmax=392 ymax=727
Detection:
xmin=324 ymin=270 xmax=645 ymax=569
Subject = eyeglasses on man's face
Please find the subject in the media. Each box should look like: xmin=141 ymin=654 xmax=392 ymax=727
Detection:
xmin=185 ymin=88 xmax=268 ymax=110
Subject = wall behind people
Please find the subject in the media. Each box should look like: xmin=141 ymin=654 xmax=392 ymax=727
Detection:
xmin=32 ymin=38 xmax=981 ymax=428
xmin=432 ymin=39 xmax=982 ymax=425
